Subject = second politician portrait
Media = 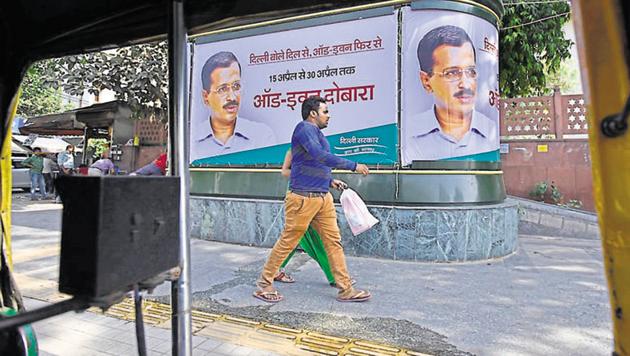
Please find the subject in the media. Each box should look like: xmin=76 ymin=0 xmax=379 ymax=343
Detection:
xmin=401 ymin=9 xmax=499 ymax=164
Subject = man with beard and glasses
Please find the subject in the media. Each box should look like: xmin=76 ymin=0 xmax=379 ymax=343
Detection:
xmin=191 ymin=51 xmax=276 ymax=161
xmin=402 ymin=25 xmax=497 ymax=162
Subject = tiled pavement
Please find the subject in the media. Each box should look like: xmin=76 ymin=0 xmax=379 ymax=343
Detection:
xmin=11 ymin=193 xmax=614 ymax=355
xmin=25 ymin=298 xmax=282 ymax=356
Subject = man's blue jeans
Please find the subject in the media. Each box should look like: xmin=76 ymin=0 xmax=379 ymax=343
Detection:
xmin=30 ymin=172 xmax=46 ymax=199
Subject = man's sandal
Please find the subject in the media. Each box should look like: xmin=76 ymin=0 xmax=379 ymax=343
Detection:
xmin=273 ymin=271 xmax=295 ymax=283
xmin=336 ymin=289 xmax=371 ymax=303
xmin=330 ymin=278 xmax=357 ymax=288
xmin=253 ymin=290 xmax=284 ymax=303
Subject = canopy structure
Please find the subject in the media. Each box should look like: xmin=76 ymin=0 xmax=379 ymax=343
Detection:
xmin=19 ymin=112 xmax=82 ymax=136
xmin=12 ymin=135 xmax=76 ymax=154
xmin=19 ymin=101 xmax=131 ymax=136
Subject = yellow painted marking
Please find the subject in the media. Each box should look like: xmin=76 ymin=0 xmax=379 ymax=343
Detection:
xmin=224 ymin=315 xmax=261 ymax=326
xmin=306 ymin=332 xmax=350 ymax=343
xmin=298 ymin=345 xmax=340 ymax=355
xmin=354 ymin=341 xmax=401 ymax=353
xmin=347 ymin=347 xmax=397 ymax=356
xmin=300 ymin=336 xmax=347 ymax=350
xmin=263 ymin=323 xmax=302 ymax=334
xmin=90 ymin=297 xmax=433 ymax=355
xmin=405 ymin=351 xmax=433 ymax=356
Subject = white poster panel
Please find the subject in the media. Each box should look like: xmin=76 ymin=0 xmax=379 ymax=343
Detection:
xmin=189 ymin=14 xmax=398 ymax=165
xmin=400 ymin=8 xmax=500 ymax=165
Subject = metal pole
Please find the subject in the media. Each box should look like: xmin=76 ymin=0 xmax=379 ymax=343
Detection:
xmin=167 ymin=0 xmax=192 ymax=355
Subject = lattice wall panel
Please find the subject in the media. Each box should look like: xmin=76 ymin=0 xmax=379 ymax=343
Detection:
xmin=500 ymin=96 xmax=555 ymax=138
xmin=135 ymin=119 xmax=167 ymax=145
xmin=561 ymin=95 xmax=588 ymax=135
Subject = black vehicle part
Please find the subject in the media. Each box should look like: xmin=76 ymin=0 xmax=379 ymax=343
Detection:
xmin=601 ymin=94 xmax=630 ymax=137
xmin=55 ymin=176 xmax=180 ymax=299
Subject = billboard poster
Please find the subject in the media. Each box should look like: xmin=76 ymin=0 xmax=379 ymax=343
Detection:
xmin=400 ymin=7 xmax=500 ymax=165
xmin=190 ymin=14 xmax=398 ymax=166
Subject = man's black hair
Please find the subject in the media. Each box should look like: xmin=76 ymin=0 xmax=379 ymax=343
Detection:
xmin=65 ymin=145 xmax=73 ymax=150
xmin=301 ymin=96 xmax=326 ymax=120
xmin=417 ymin=25 xmax=476 ymax=73
xmin=201 ymin=51 xmax=241 ymax=91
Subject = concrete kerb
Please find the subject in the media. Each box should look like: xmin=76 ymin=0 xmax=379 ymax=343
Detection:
xmin=511 ymin=196 xmax=600 ymax=239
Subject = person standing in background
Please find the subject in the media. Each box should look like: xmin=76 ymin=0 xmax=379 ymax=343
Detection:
xmin=22 ymin=147 xmax=47 ymax=201
xmin=55 ymin=145 xmax=75 ymax=203
xmin=42 ymin=154 xmax=54 ymax=195
xmin=57 ymin=145 xmax=75 ymax=175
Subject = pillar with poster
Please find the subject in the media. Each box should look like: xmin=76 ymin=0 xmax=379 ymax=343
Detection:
xmin=188 ymin=0 xmax=516 ymax=263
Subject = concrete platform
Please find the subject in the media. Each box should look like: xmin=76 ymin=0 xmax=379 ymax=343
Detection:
xmin=191 ymin=196 xmax=519 ymax=262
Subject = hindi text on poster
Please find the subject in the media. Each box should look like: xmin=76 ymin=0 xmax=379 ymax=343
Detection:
xmin=249 ymin=36 xmax=384 ymax=65
xmin=254 ymin=82 xmax=375 ymax=110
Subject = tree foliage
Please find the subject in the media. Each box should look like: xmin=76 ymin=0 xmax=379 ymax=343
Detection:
xmin=545 ymin=55 xmax=582 ymax=95
xmin=499 ymin=2 xmax=573 ymax=98
xmin=44 ymin=41 xmax=168 ymax=119
xmin=17 ymin=61 xmax=69 ymax=118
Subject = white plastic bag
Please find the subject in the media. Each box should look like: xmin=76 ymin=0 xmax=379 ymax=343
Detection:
xmin=340 ymin=188 xmax=379 ymax=236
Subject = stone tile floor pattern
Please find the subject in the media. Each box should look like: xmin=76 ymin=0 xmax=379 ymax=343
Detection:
xmin=26 ymin=298 xmax=283 ymax=356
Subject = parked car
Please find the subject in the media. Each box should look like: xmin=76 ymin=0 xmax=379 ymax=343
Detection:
xmin=12 ymin=142 xmax=31 ymax=192
xmin=12 ymin=155 xmax=31 ymax=192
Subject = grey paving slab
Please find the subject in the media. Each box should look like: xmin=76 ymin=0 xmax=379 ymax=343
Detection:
xmin=22 ymin=297 xmax=226 ymax=356
xmin=150 ymin=238 xmax=270 ymax=297
xmin=148 ymin=339 xmax=174 ymax=354
xmin=196 ymin=338 xmax=223 ymax=352
xmin=231 ymin=345 xmax=262 ymax=356
xmin=211 ymin=342 xmax=240 ymax=355
xmin=192 ymin=349 xmax=211 ymax=356
xmin=192 ymin=335 xmax=207 ymax=347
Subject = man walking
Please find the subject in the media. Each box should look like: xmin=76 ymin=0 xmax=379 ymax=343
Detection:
xmin=22 ymin=147 xmax=47 ymax=200
xmin=254 ymin=96 xmax=371 ymax=303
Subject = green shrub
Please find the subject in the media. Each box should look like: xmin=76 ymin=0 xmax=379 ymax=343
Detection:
xmin=529 ymin=181 xmax=548 ymax=201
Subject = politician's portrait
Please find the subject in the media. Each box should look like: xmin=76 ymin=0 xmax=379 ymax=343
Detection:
xmin=402 ymin=25 xmax=498 ymax=163
xmin=191 ymin=51 xmax=276 ymax=162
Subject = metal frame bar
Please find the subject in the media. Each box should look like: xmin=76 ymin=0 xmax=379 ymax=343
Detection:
xmin=168 ymin=0 xmax=192 ymax=355
xmin=190 ymin=0 xmax=407 ymax=40
xmin=194 ymin=5 xmax=396 ymax=45
xmin=189 ymin=168 xmax=503 ymax=175
xmin=0 ymin=298 xmax=88 ymax=331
